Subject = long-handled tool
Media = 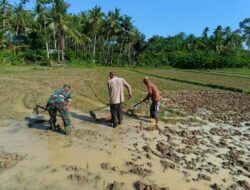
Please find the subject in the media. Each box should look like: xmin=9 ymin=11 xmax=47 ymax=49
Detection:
xmin=126 ymin=101 xmax=144 ymax=115
xmin=33 ymin=104 xmax=61 ymax=117
xmin=133 ymin=101 xmax=144 ymax=109
xmin=89 ymin=104 xmax=110 ymax=120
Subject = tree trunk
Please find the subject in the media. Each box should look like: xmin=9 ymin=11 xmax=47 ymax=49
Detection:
xmin=60 ymin=32 xmax=65 ymax=62
xmin=110 ymin=42 xmax=114 ymax=65
xmin=118 ymin=40 xmax=124 ymax=65
xmin=103 ymin=32 xmax=111 ymax=65
xmin=3 ymin=10 xmax=5 ymax=29
xmin=16 ymin=26 xmax=19 ymax=36
xmin=93 ymin=33 xmax=97 ymax=63
xmin=57 ymin=30 xmax=60 ymax=62
xmin=45 ymin=18 xmax=50 ymax=59
xmin=128 ymin=43 xmax=132 ymax=64
xmin=54 ymin=30 xmax=57 ymax=50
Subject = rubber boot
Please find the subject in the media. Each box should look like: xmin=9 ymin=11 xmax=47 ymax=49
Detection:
xmin=50 ymin=123 xmax=56 ymax=131
xmin=64 ymin=125 xmax=72 ymax=135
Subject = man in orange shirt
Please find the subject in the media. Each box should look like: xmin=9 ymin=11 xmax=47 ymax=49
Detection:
xmin=141 ymin=77 xmax=161 ymax=126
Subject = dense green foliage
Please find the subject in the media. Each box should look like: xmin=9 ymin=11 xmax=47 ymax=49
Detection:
xmin=142 ymin=28 xmax=250 ymax=68
xmin=0 ymin=0 xmax=249 ymax=68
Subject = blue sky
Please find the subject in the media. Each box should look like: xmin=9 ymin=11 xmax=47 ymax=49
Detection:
xmin=10 ymin=0 xmax=250 ymax=39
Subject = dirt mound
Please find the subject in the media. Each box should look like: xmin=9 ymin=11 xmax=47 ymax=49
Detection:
xmin=67 ymin=174 xmax=89 ymax=183
xmin=0 ymin=152 xmax=23 ymax=171
xmin=134 ymin=181 xmax=169 ymax=190
xmin=73 ymin=129 xmax=98 ymax=138
xmin=108 ymin=181 xmax=127 ymax=190
xmin=127 ymin=161 xmax=153 ymax=177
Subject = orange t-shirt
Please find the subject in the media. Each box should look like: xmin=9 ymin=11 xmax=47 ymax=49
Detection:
xmin=147 ymin=82 xmax=160 ymax=102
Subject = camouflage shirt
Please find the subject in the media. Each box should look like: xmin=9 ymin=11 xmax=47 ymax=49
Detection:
xmin=47 ymin=88 xmax=72 ymax=105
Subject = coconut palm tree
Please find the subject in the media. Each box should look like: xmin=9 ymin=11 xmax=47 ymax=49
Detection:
xmin=103 ymin=8 xmax=121 ymax=64
xmin=48 ymin=0 xmax=80 ymax=62
xmin=224 ymin=28 xmax=243 ymax=51
xmin=186 ymin=34 xmax=198 ymax=52
xmin=12 ymin=4 xmax=30 ymax=36
xmin=35 ymin=0 xmax=51 ymax=58
xmin=0 ymin=16 xmax=8 ymax=48
xmin=0 ymin=0 xmax=10 ymax=29
xmin=200 ymin=27 xmax=209 ymax=50
xmin=239 ymin=18 xmax=250 ymax=50
xmin=88 ymin=6 xmax=104 ymax=63
xmin=131 ymin=29 xmax=146 ymax=65
xmin=211 ymin=25 xmax=224 ymax=52
xmin=118 ymin=15 xmax=134 ymax=64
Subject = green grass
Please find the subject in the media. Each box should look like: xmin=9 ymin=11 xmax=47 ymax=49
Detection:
xmin=183 ymin=69 xmax=250 ymax=79
xmin=134 ymin=68 xmax=250 ymax=92
xmin=0 ymin=66 xmax=212 ymax=119
xmin=1 ymin=66 xmax=249 ymax=120
xmin=0 ymin=65 xmax=52 ymax=74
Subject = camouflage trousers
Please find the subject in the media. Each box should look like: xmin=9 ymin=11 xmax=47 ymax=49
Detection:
xmin=48 ymin=103 xmax=71 ymax=135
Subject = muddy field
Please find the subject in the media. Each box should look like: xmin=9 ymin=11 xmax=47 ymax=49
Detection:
xmin=0 ymin=66 xmax=249 ymax=190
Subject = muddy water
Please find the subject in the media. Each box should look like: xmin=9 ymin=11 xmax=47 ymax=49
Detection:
xmin=0 ymin=111 xmax=249 ymax=190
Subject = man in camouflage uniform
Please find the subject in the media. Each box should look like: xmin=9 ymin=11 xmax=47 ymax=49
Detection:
xmin=46 ymin=84 xmax=72 ymax=135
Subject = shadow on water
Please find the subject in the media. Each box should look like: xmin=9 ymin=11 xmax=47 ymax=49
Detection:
xmin=70 ymin=112 xmax=112 ymax=128
xmin=24 ymin=116 xmax=65 ymax=135
xmin=25 ymin=116 xmax=48 ymax=130
xmin=124 ymin=112 xmax=151 ymax=123
xmin=70 ymin=111 xmax=152 ymax=127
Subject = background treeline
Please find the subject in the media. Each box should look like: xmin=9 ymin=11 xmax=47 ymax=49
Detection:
xmin=0 ymin=0 xmax=250 ymax=68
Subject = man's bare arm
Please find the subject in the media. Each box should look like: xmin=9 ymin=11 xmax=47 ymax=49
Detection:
xmin=143 ymin=93 xmax=151 ymax=102
xmin=123 ymin=79 xmax=132 ymax=98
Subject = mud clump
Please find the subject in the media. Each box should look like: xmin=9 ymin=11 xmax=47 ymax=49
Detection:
xmin=142 ymin=145 xmax=152 ymax=153
xmin=210 ymin=183 xmax=224 ymax=190
xmin=127 ymin=162 xmax=152 ymax=177
xmin=0 ymin=152 xmax=23 ymax=170
xmin=130 ymin=165 xmax=152 ymax=177
xmin=144 ymin=125 xmax=157 ymax=131
xmin=101 ymin=162 xmax=119 ymax=171
xmin=237 ymin=180 xmax=250 ymax=189
xmin=228 ymin=180 xmax=250 ymax=190
xmin=134 ymin=181 xmax=169 ymax=190
xmin=156 ymin=142 xmax=181 ymax=163
xmin=64 ymin=165 xmax=82 ymax=172
xmin=73 ymin=129 xmax=98 ymax=138
xmin=108 ymin=181 xmax=127 ymax=190
xmin=209 ymin=127 xmax=229 ymax=136
xmin=67 ymin=174 xmax=88 ymax=183
xmin=101 ymin=162 xmax=112 ymax=170
xmin=160 ymin=160 xmax=175 ymax=170
xmin=197 ymin=173 xmax=211 ymax=181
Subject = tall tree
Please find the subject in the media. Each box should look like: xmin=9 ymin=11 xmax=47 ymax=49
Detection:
xmin=239 ymin=18 xmax=250 ymax=50
xmin=186 ymin=34 xmax=197 ymax=52
xmin=103 ymin=8 xmax=121 ymax=64
xmin=35 ymin=0 xmax=50 ymax=57
xmin=211 ymin=25 xmax=224 ymax=52
xmin=49 ymin=0 xmax=80 ymax=62
xmin=0 ymin=0 xmax=10 ymax=29
xmin=88 ymin=6 xmax=104 ymax=63
xmin=118 ymin=15 xmax=134 ymax=64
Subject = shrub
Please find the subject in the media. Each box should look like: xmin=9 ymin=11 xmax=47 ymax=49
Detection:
xmin=0 ymin=50 xmax=24 ymax=65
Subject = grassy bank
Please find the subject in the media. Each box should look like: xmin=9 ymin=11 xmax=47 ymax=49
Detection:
xmin=1 ymin=66 xmax=249 ymax=119
xmin=133 ymin=68 xmax=250 ymax=93
xmin=0 ymin=66 xmax=212 ymax=119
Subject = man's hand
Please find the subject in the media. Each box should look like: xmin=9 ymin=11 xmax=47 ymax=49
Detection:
xmin=66 ymin=102 xmax=71 ymax=111
xmin=128 ymin=94 xmax=132 ymax=100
